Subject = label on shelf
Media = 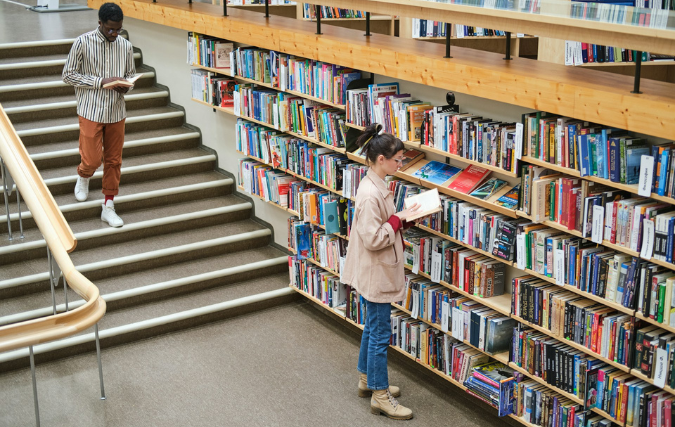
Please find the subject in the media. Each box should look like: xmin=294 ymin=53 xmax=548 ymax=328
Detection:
xmin=339 ymin=256 xmax=346 ymax=282
xmin=413 ymin=245 xmax=420 ymax=274
xmin=591 ymin=206 xmax=604 ymax=244
xmin=516 ymin=234 xmax=526 ymax=270
xmin=431 ymin=252 xmax=442 ymax=282
xmin=654 ymin=347 xmax=668 ymax=388
xmin=638 ymin=155 xmax=655 ymax=197
xmin=515 ymin=123 xmax=523 ymax=161
xmin=441 ymin=301 xmax=450 ymax=332
xmin=554 ymin=249 xmax=565 ymax=286
xmin=640 ymin=219 xmax=655 ymax=260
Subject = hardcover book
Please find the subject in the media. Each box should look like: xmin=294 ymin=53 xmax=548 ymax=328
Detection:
xmin=447 ymin=165 xmax=491 ymax=194
xmin=412 ymin=161 xmax=462 ymax=186
xmin=469 ymin=178 xmax=509 ymax=200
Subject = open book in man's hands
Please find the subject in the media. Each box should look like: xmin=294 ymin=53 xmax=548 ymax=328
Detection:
xmin=403 ymin=188 xmax=442 ymax=222
xmin=102 ymin=74 xmax=142 ymax=89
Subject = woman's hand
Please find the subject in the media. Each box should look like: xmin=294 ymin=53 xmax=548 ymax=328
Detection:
xmin=395 ymin=202 xmax=421 ymax=221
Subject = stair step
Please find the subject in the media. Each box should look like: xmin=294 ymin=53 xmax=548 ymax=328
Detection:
xmin=0 ymin=67 xmax=155 ymax=102
xmin=0 ymin=39 xmax=76 ymax=59
xmin=0 ymin=283 xmax=297 ymax=372
xmin=0 ymin=251 xmax=288 ymax=324
xmin=0 ymin=173 xmax=235 ymax=234
xmin=0 ymin=221 xmax=274 ymax=297
xmin=0 ymin=195 xmax=252 ymax=262
xmin=31 ymin=130 xmax=201 ymax=170
xmin=4 ymin=87 xmax=169 ymax=123
xmin=0 ymin=52 xmax=142 ymax=80
xmin=25 ymin=125 xmax=200 ymax=154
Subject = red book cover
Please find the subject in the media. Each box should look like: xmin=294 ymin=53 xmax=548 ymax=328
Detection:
xmin=610 ymin=201 xmax=619 ymax=243
xmin=620 ymin=382 xmax=630 ymax=422
xmin=666 ymin=398 xmax=672 ymax=427
xmin=651 ymin=394 xmax=659 ymax=427
xmin=591 ymin=313 xmax=599 ymax=352
xmin=448 ymin=165 xmax=491 ymax=194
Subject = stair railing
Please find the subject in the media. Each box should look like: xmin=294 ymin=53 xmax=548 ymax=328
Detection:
xmin=0 ymin=104 xmax=107 ymax=426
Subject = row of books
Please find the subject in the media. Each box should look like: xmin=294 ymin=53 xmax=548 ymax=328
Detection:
xmin=569 ymin=0 xmax=668 ymax=27
xmin=227 ymin=0 xmax=295 ymax=4
xmin=186 ymin=33 xmax=233 ymax=69
xmin=634 ymin=324 xmax=675 ymax=387
xmin=565 ymin=42 xmax=671 ymax=66
xmin=190 ymin=70 xmax=235 ymax=107
xmin=301 ymin=4 xmax=367 ymax=19
xmin=234 ymin=85 xmax=348 ymax=147
xmin=288 ymin=257 xmax=345 ymax=308
xmin=288 ymin=218 xmax=347 ymax=271
xmin=522 ymin=112 xmax=675 ymax=198
xmin=410 ymin=20 xmax=507 ymax=38
xmin=346 ymin=82 xmax=521 ymax=173
xmin=231 ymin=47 xmax=362 ymax=106
xmin=512 ymin=276 xmax=635 ymax=367
xmin=520 ymin=167 xmax=675 ymax=261
xmin=402 ymin=230 xmax=507 ymax=298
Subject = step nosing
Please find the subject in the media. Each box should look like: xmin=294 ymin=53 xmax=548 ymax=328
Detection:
xmin=0 ymin=202 xmax=252 ymax=255
xmin=5 ymin=90 xmax=169 ymax=115
xmin=0 ymin=52 xmax=141 ymax=71
xmin=0 ymin=287 xmax=294 ymax=362
xmin=0 ymin=229 xmax=273 ymax=290
xmin=0 ymin=71 xmax=155 ymax=94
xmin=0 ymin=256 xmax=288 ymax=326
xmin=30 ymin=131 xmax=200 ymax=161
xmin=0 ymin=178 xmax=233 ymax=223
xmin=15 ymin=110 xmax=183 ymax=137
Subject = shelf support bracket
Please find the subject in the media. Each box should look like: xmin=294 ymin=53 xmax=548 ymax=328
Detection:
xmin=265 ymin=0 xmax=269 ymax=18
xmin=632 ymin=51 xmax=642 ymax=94
xmin=315 ymin=5 xmax=322 ymax=35
xmin=503 ymin=32 xmax=512 ymax=60
xmin=223 ymin=0 xmax=227 ymax=16
xmin=444 ymin=23 xmax=452 ymax=59
xmin=365 ymin=12 xmax=371 ymax=37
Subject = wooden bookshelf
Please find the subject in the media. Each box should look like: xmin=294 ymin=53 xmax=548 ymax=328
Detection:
xmin=511 ymin=313 xmax=631 ymax=374
xmin=301 ymin=15 xmax=394 ymax=21
xmin=237 ymin=184 xmax=300 ymax=216
xmin=521 ymin=154 xmax=675 ymax=207
xmin=289 ymin=284 xmax=347 ymax=319
xmin=579 ymin=61 xmax=675 ymax=68
xmin=634 ymin=312 xmax=675 ymax=335
xmin=407 ymin=141 xmax=519 ymax=178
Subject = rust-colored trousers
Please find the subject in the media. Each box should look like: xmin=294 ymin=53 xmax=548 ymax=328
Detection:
xmin=77 ymin=116 xmax=125 ymax=196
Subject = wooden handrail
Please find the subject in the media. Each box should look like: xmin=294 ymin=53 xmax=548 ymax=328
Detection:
xmin=0 ymin=105 xmax=106 ymax=353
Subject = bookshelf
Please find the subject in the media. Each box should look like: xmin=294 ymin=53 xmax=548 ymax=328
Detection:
xmin=178 ymin=7 xmax=675 ymax=423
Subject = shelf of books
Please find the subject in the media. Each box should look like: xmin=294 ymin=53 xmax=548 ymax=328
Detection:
xmin=190 ymin=30 xmax=675 ymax=426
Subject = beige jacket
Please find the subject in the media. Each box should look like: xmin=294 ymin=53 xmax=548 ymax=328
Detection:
xmin=342 ymin=169 xmax=405 ymax=303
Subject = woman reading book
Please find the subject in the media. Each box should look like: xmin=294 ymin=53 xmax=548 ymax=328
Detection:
xmin=341 ymin=123 xmax=425 ymax=420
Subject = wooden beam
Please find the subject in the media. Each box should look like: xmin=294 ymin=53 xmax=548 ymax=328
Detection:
xmin=94 ymin=0 xmax=675 ymax=140
xmin=305 ymin=0 xmax=675 ymax=56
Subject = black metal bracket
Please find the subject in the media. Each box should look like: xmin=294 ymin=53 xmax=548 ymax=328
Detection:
xmin=444 ymin=23 xmax=452 ymax=58
xmin=265 ymin=0 xmax=269 ymax=18
xmin=315 ymin=5 xmax=322 ymax=35
xmin=188 ymin=0 xmax=192 ymax=4
xmin=503 ymin=32 xmax=512 ymax=60
xmin=632 ymin=51 xmax=642 ymax=94
xmin=365 ymin=12 xmax=371 ymax=36
xmin=223 ymin=0 xmax=227 ymax=16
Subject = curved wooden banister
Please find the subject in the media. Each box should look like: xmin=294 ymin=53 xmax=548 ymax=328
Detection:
xmin=0 ymin=105 xmax=106 ymax=353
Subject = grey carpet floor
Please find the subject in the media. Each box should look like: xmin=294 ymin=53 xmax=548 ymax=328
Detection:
xmin=0 ymin=301 xmax=512 ymax=427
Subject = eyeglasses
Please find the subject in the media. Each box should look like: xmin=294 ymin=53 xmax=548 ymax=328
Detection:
xmin=392 ymin=158 xmax=404 ymax=164
xmin=102 ymin=25 xmax=123 ymax=35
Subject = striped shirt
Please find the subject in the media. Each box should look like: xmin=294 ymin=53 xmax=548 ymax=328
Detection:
xmin=62 ymin=29 xmax=136 ymax=124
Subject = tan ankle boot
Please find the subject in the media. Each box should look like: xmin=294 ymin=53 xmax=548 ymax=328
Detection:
xmin=370 ymin=389 xmax=413 ymax=420
xmin=358 ymin=373 xmax=401 ymax=398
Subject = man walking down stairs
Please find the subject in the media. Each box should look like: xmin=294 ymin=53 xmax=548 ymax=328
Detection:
xmin=63 ymin=2 xmax=136 ymax=227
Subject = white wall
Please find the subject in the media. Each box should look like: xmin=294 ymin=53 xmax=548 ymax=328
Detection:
xmin=124 ymin=18 xmax=536 ymax=285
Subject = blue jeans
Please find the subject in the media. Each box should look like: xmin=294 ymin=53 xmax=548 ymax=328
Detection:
xmin=357 ymin=299 xmax=391 ymax=391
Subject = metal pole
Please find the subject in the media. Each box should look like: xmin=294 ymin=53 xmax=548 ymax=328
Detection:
xmin=504 ymin=32 xmax=512 ymax=60
xmin=189 ymin=0 xmax=191 ymax=4
xmin=95 ymin=324 xmax=106 ymax=400
xmin=365 ymin=12 xmax=371 ymax=36
xmin=264 ymin=0 xmax=269 ymax=18
xmin=47 ymin=248 xmax=57 ymax=315
xmin=632 ymin=51 xmax=642 ymax=94
xmin=16 ymin=189 xmax=23 ymax=239
xmin=315 ymin=5 xmax=322 ymax=35
xmin=2 ymin=162 xmax=12 ymax=241
xmin=444 ymin=23 xmax=452 ymax=58
xmin=63 ymin=274 xmax=68 ymax=312
xmin=30 ymin=346 xmax=41 ymax=427
xmin=223 ymin=0 xmax=227 ymax=16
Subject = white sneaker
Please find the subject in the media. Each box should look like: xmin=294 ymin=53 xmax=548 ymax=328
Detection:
xmin=101 ymin=200 xmax=124 ymax=227
xmin=74 ymin=176 xmax=90 ymax=202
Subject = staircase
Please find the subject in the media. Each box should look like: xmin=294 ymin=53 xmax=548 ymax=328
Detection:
xmin=0 ymin=38 xmax=296 ymax=372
